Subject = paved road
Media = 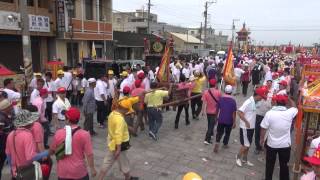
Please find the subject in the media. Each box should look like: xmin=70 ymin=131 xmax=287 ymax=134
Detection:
xmin=3 ymin=87 xmax=287 ymax=180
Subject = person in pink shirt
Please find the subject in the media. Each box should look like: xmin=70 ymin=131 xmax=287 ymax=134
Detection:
xmin=50 ymin=107 xmax=97 ymax=180
xmin=131 ymin=79 xmax=146 ymax=133
xmin=201 ymin=79 xmax=222 ymax=144
xmin=32 ymin=88 xmax=50 ymax=149
xmin=5 ymin=110 xmax=48 ymax=178
xmin=175 ymin=75 xmax=195 ymax=129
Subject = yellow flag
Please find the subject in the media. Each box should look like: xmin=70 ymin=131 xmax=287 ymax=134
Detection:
xmin=223 ymin=44 xmax=236 ymax=86
xmin=92 ymin=42 xmax=97 ymax=59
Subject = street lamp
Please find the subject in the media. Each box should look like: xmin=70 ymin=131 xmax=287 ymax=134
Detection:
xmin=66 ymin=0 xmax=75 ymax=67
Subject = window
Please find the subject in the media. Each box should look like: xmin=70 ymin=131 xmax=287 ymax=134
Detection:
xmin=0 ymin=0 xmax=14 ymax=3
xmin=191 ymin=31 xmax=194 ymax=35
xmin=38 ymin=0 xmax=48 ymax=8
xmin=194 ymin=46 xmax=198 ymax=49
xmin=99 ymin=3 xmax=103 ymax=21
xmin=85 ymin=0 xmax=93 ymax=20
xmin=116 ymin=18 xmax=121 ymax=23
xmin=27 ymin=0 xmax=34 ymax=6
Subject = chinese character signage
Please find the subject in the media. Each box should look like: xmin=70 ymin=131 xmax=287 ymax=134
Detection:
xmin=29 ymin=15 xmax=50 ymax=32
xmin=0 ymin=10 xmax=50 ymax=32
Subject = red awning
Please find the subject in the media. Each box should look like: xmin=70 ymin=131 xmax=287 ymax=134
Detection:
xmin=0 ymin=64 xmax=15 ymax=76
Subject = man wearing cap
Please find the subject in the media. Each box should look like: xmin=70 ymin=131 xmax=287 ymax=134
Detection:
xmin=277 ymin=80 xmax=288 ymax=95
xmin=201 ymin=79 xmax=221 ymax=145
xmin=260 ymin=95 xmax=297 ymax=180
xmin=98 ymin=98 xmax=139 ymax=180
xmin=302 ymin=146 xmax=320 ymax=180
xmin=5 ymin=110 xmax=48 ymax=179
xmin=94 ymin=74 xmax=108 ymax=128
xmin=191 ymin=72 xmax=206 ymax=120
xmin=0 ymin=99 xmax=14 ymax=179
xmin=236 ymin=87 xmax=267 ymax=167
xmin=55 ymin=70 xmax=64 ymax=89
xmin=29 ymin=72 xmax=43 ymax=92
xmin=50 ymin=107 xmax=97 ymax=179
xmin=30 ymin=78 xmax=45 ymax=103
xmin=52 ymin=87 xmax=71 ymax=130
xmin=120 ymin=71 xmax=134 ymax=98
xmin=32 ymin=88 xmax=50 ymax=149
xmin=214 ymin=85 xmax=237 ymax=153
xmin=82 ymin=78 xmax=97 ymax=135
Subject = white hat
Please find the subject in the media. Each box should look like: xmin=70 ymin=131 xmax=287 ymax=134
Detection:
xmin=225 ymin=85 xmax=233 ymax=94
xmin=88 ymin=78 xmax=96 ymax=83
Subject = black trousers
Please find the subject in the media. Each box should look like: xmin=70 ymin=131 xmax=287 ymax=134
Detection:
xmin=205 ymin=114 xmax=216 ymax=142
xmin=216 ymin=123 xmax=232 ymax=145
xmin=66 ymin=90 xmax=72 ymax=100
xmin=191 ymin=93 xmax=202 ymax=118
xmin=265 ymin=145 xmax=291 ymax=180
xmin=175 ymin=104 xmax=189 ymax=125
xmin=84 ymin=113 xmax=94 ymax=134
xmin=0 ymin=134 xmax=7 ymax=179
xmin=242 ymin=81 xmax=249 ymax=96
xmin=41 ymin=121 xmax=50 ymax=147
xmin=45 ymin=101 xmax=53 ymax=123
xmin=255 ymin=115 xmax=264 ymax=150
xmin=58 ymin=174 xmax=89 ymax=180
xmin=96 ymin=100 xmax=107 ymax=125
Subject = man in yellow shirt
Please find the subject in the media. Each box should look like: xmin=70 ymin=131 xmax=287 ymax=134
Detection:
xmin=191 ymin=72 xmax=206 ymax=120
xmin=144 ymin=82 xmax=170 ymax=141
xmin=98 ymin=98 xmax=139 ymax=180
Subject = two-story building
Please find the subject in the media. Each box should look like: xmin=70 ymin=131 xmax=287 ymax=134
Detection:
xmin=0 ymin=0 xmax=56 ymax=71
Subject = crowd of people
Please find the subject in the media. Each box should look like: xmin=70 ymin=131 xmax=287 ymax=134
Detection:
xmin=0 ymin=51 xmax=319 ymax=180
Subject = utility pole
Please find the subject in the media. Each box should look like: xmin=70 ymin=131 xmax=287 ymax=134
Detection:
xmin=147 ymin=0 xmax=151 ymax=34
xmin=203 ymin=1 xmax=216 ymax=49
xmin=231 ymin=19 xmax=240 ymax=47
xmin=20 ymin=0 xmax=33 ymax=86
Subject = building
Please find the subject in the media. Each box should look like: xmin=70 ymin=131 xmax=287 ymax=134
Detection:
xmin=167 ymin=32 xmax=202 ymax=54
xmin=187 ymin=27 xmax=228 ymax=51
xmin=52 ymin=0 xmax=113 ymax=67
xmin=0 ymin=0 xmax=113 ymax=72
xmin=0 ymin=0 xmax=56 ymax=72
xmin=113 ymin=9 xmax=187 ymax=34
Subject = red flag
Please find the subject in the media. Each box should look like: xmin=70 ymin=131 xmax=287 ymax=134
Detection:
xmin=223 ymin=43 xmax=236 ymax=86
xmin=157 ymin=42 xmax=172 ymax=82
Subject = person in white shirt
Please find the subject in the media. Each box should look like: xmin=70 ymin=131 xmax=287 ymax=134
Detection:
xmin=277 ymin=80 xmax=288 ymax=95
xmin=3 ymin=78 xmax=21 ymax=113
xmin=172 ymin=65 xmax=181 ymax=83
xmin=308 ymin=136 xmax=320 ymax=157
xmin=126 ymin=68 xmax=135 ymax=83
xmin=52 ymin=87 xmax=71 ymax=130
xmin=236 ymin=87 xmax=268 ymax=167
xmin=28 ymin=72 xmax=42 ymax=92
xmin=146 ymin=66 xmax=155 ymax=82
xmin=30 ymin=78 xmax=45 ymax=103
xmin=60 ymin=66 xmax=73 ymax=99
xmin=182 ymin=63 xmax=191 ymax=80
xmin=234 ymin=64 xmax=245 ymax=95
xmin=94 ymin=74 xmax=108 ymax=128
xmin=44 ymin=72 xmax=56 ymax=124
xmin=119 ymin=71 xmax=133 ymax=97
xmin=260 ymin=95 xmax=298 ymax=180
xmin=107 ymin=70 xmax=117 ymax=113
xmin=55 ymin=70 xmax=64 ymax=89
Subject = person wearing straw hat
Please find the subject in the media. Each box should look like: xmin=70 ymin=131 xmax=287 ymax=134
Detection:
xmin=183 ymin=172 xmax=202 ymax=180
xmin=302 ymin=146 xmax=320 ymax=180
xmin=5 ymin=110 xmax=48 ymax=179
xmin=0 ymin=98 xmax=14 ymax=179
xmin=55 ymin=70 xmax=64 ymax=89
xmin=50 ymin=107 xmax=97 ymax=180
xmin=98 ymin=98 xmax=139 ymax=180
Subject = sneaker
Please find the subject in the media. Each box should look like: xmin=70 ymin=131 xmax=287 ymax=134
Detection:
xmin=243 ymin=161 xmax=254 ymax=167
xmin=130 ymin=177 xmax=139 ymax=180
xmin=149 ymin=131 xmax=157 ymax=141
xmin=204 ymin=141 xmax=212 ymax=145
xmin=174 ymin=124 xmax=178 ymax=129
xmin=254 ymin=149 xmax=261 ymax=155
xmin=236 ymin=155 xmax=242 ymax=167
xmin=186 ymin=121 xmax=190 ymax=126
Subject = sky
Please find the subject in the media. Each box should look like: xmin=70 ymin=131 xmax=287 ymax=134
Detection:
xmin=114 ymin=0 xmax=320 ymax=46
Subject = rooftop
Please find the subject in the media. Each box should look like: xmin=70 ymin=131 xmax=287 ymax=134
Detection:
xmin=169 ymin=32 xmax=201 ymax=44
